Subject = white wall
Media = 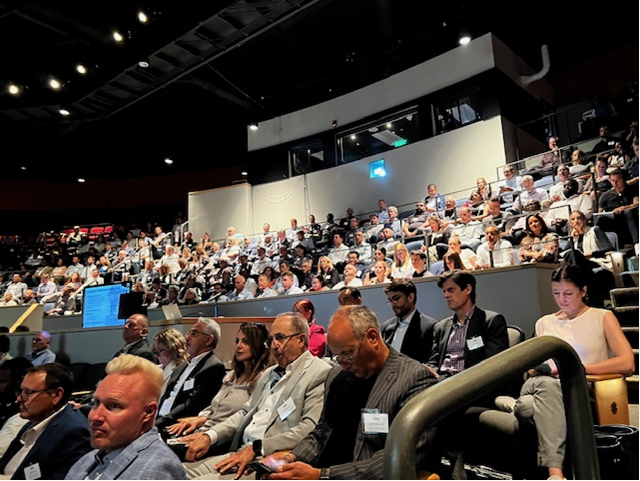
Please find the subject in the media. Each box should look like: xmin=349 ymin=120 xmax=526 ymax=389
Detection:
xmin=189 ymin=117 xmax=508 ymax=239
xmin=249 ymin=33 xmax=497 ymax=151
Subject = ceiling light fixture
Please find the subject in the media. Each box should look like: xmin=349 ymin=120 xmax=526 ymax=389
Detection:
xmin=241 ymin=170 xmax=248 ymax=176
xmin=7 ymin=84 xmax=22 ymax=95
xmin=59 ymin=108 xmax=70 ymax=116
xmin=78 ymin=178 xmax=86 ymax=183
xmin=164 ymin=157 xmax=174 ymax=165
xmin=138 ymin=59 xmax=150 ymax=68
xmin=249 ymin=122 xmax=259 ymax=131
xmin=76 ymin=64 xmax=87 ymax=75
xmin=458 ymin=31 xmax=472 ymax=45
xmin=112 ymin=30 xmax=124 ymax=43
xmin=137 ymin=11 xmax=149 ymax=23
xmin=48 ymin=77 xmax=62 ymax=90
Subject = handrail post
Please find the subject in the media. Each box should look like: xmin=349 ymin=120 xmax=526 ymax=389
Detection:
xmin=384 ymin=336 xmax=599 ymax=479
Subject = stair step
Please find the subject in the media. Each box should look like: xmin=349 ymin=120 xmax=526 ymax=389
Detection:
xmin=628 ymin=256 xmax=639 ymax=271
xmin=622 ymin=271 xmax=639 ymax=288
xmin=610 ymin=287 xmax=639 ymax=308
xmin=613 ymin=306 xmax=639 ymax=327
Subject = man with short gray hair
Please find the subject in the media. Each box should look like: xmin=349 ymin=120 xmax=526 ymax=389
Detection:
xmin=155 ymin=318 xmax=225 ymax=429
xmin=180 ymin=312 xmax=331 ymax=478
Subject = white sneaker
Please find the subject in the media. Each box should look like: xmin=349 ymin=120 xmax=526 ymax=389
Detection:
xmin=494 ymin=396 xmax=516 ymax=413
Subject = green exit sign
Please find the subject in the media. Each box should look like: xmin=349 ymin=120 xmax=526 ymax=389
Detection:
xmin=393 ymin=139 xmax=408 ymax=147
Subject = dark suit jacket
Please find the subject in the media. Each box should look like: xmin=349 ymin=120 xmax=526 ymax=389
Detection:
xmin=427 ymin=306 xmax=508 ymax=373
xmin=293 ymin=348 xmax=437 ymax=479
xmin=114 ymin=337 xmax=156 ymax=364
xmin=0 ymin=404 xmax=91 ymax=480
xmin=380 ymin=310 xmax=438 ymax=363
xmin=155 ymin=350 xmax=225 ymax=428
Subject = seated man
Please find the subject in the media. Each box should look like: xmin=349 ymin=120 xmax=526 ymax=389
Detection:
xmin=26 ymin=330 xmax=56 ymax=366
xmin=381 ymin=279 xmax=437 ymax=363
xmin=0 ymin=363 xmax=91 ymax=479
xmin=450 ymin=206 xmax=484 ymax=251
xmin=595 ymin=168 xmax=639 ymax=246
xmin=481 ymin=197 xmax=513 ymax=234
xmin=180 ymin=312 xmax=332 ymax=478
xmin=261 ymin=305 xmax=437 ymax=479
xmin=362 ymin=214 xmax=384 ymax=244
xmin=512 ymin=175 xmax=550 ymax=213
xmin=337 ymin=286 xmax=362 ymax=307
xmin=384 ymin=206 xmax=403 ymax=239
xmin=281 ymin=271 xmax=304 ymax=295
xmin=424 ymin=183 xmax=446 ymax=217
xmin=43 ymin=285 xmax=76 ymax=316
xmin=375 ymin=199 xmax=390 ymax=224
xmin=112 ymin=314 xmax=157 ymax=363
xmin=156 ymin=318 xmax=226 ymax=429
xmin=327 ymin=233 xmax=349 ymax=270
xmin=475 ymin=226 xmax=514 ymax=269
xmin=410 ymin=249 xmax=434 ymax=278
xmin=4 ymin=274 xmax=28 ymax=303
xmin=34 ymin=274 xmax=57 ymax=302
xmin=549 ymin=164 xmax=584 ymax=202
xmin=402 ymin=200 xmax=430 ymax=239
xmin=498 ymin=165 xmax=522 ymax=204
xmin=351 ymin=230 xmax=372 ymax=267
xmin=225 ymin=275 xmax=255 ymax=301
xmin=546 ymin=178 xmax=595 ymax=235
xmin=67 ymin=355 xmax=187 ymax=479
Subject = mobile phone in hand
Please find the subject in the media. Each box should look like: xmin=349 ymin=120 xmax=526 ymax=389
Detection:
xmin=247 ymin=461 xmax=275 ymax=475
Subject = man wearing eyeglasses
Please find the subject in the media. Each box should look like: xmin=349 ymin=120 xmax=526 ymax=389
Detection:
xmin=26 ymin=331 xmax=56 ymax=366
xmin=181 ymin=312 xmax=331 ymax=478
xmin=155 ymin=318 xmax=225 ymax=430
xmin=0 ymin=363 xmax=91 ymax=479
xmin=261 ymin=305 xmax=437 ymax=480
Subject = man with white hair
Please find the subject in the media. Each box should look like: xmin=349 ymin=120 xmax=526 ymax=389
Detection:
xmin=66 ymin=355 xmax=187 ymax=479
xmin=155 ymin=318 xmax=226 ymax=429
xmin=512 ymin=175 xmax=550 ymax=212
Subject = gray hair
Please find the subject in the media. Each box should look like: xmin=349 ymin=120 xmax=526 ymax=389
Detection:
xmin=197 ymin=317 xmax=221 ymax=349
xmin=329 ymin=305 xmax=380 ymax=340
xmin=276 ymin=311 xmax=310 ymax=348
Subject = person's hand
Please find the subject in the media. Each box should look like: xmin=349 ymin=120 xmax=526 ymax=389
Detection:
xmin=613 ymin=206 xmax=625 ymax=215
xmin=182 ymin=432 xmax=212 ymax=462
xmin=167 ymin=417 xmax=204 ymax=436
xmin=262 ymin=451 xmax=295 ymax=471
xmin=551 ymin=194 xmax=561 ymax=203
xmin=214 ymin=445 xmax=255 ymax=479
xmin=268 ymin=462 xmax=321 ymax=480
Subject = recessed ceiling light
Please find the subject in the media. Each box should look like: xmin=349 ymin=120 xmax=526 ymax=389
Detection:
xmin=113 ymin=31 xmax=124 ymax=42
xmin=164 ymin=157 xmax=174 ymax=165
xmin=21 ymin=166 xmax=27 ymax=171
xmin=241 ymin=171 xmax=248 ymax=176
xmin=8 ymin=84 xmax=21 ymax=95
xmin=459 ymin=35 xmax=471 ymax=45
xmin=137 ymin=11 xmax=149 ymax=23
xmin=48 ymin=78 xmax=62 ymax=90
xmin=59 ymin=108 xmax=70 ymax=116
xmin=76 ymin=64 xmax=87 ymax=75
xmin=138 ymin=59 xmax=150 ymax=68
xmin=249 ymin=123 xmax=259 ymax=131
xmin=78 ymin=178 xmax=86 ymax=183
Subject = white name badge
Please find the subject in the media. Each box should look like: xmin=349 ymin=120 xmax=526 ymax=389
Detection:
xmin=183 ymin=378 xmax=195 ymax=391
xmin=362 ymin=412 xmax=389 ymax=434
xmin=466 ymin=336 xmax=484 ymax=350
xmin=24 ymin=463 xmax=42 ymax=480
xmin=278 ymin=396 xmax=296 ymax=421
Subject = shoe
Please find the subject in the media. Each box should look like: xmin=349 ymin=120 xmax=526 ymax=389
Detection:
xmin=494 ymin=395 xmax=516 ymax=413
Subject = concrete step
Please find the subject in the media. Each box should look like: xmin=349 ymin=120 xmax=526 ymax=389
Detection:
xmin=628 ymin=255 xmax=639 ymax=271
xmin=610 ymin=287 xmax=639 ymax=308
xmin=613 ymin=306 xmax=639 ymax=327
xmin=622 ymin=271 xmax=639 ymax=287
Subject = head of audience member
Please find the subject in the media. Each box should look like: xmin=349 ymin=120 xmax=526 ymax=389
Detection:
xmin=166 ymin=285 xmax=179 ymax=302
xmin=503 ymin=165 xmax=515 ymax=179
xmin=22 ymin=289 xmax=35 ymax=304
xmin=486 ymin=197 xmax=502 ymax=217
xmin=279 ymin=260 xmax=292 ymax=274
xmin=281 ymin=271 xmax=296 ymax=292
xmin=338 ymin=286 xmax=362 ymax=306
xmin=378 ymin=199 xmax=387 ymax=211
xmin=438 ymin=269 xmax=477 ymax=315
xmin=277 ymin=245 xmax=289 ymax=260
xmin=427 ymin=214 xmax=442 ymax=232
xmin=326 ymin=213 xmax=335 ymax=223
xmin=122 ymin=314 xmax=149 ymax=345
xmin=393 ymin=243 xmax=409 ymax=268
xmin=269 ymin=312 xmax=309 ymax=369
xmin=476 ymin=177 xmax=489 ymax=193
xmin=294 ymin=244 xmax=307 ymax=259
xmin=561 ymin=178 xmax=580 ymax=199
xmin=257 ymin=275 xmax=271 ymax=293
xmin=328 ymin=305 xmax=388 ymax=379
xmin=233 ymin=322 xmax=273 ymax=386
xmin=385 ymin=279 xmax=417 ymax=319
xmin=548 ymin=136 xmax=559 ymax=151
xmin=89 ymin=355 xmax=163 ymax=454
xmin=3 ymin=292 xmax=14 ymax=304
xmin=484 ymin=225 xmax=501 ymax=248
xmin=427 ymin=183 xmax=439 ymax=198
xmin=568 ymin=210 xmax=589 ymax=237
xmin=185 ymin=318 xmax=220 ymax=358
xmin=387 ymin=206 xmax=398 ymax=221
xmin=458 ymin=206 xmax=473 ymax=224
xmin=373 ymin=247 xmax=387 ymax=263
xmin=523 ymin=200 xmax=541 ymax=213
xmin=257 ymin=246 xmax=267 ymax=260
xmin=598 ymin=125 xmax=609 ymax=139
xmin=332 ymin=232 xmax=344 ymax=247
xmin=521 ymin=175 xmax=535 ymax=193
xmin=32 ymin=331 xmax=52 ymax=354
xmin=301 ymin=259 xmax=313 ymax=275
xmin=524 ymin=213 xmax=550 ymax=239
xmin=153 ymin=328 xmax=188 ymax=369
xmin=309 ymin=276 xmax=325 ymax=292
xmin=289 ymin=218 xmax=298 ymax=230
xmin=381 ymin=228 xmax=395 ymax=241
xmin=447 ymin=235 xmax=463 ymax=254
xmin=410 ymin=249 xmax=427 ymax=273
xmin=40 ymin=274 xmax=51 ymax=286
xmin=369 ymin=213 xmax=379 ymax=225
xmin=342 ymin=264 xmax=358 ymax=283
xmin=609 ymin=169 xmax=627 ymax=194
xmin=0 ymin=357 xmax=32 ymax=404
xmin=443 ymin=250 xmax=465 ymax=271
xmin=347 ymin=251 xmax=361 ymax=266
xmin=347 ymin=216 xmax=359 ymax=231
xmin=317 ymin=256 xmax=334 ymax=274
xmin=18 ymin=363 xmax=73 ymax=423
xmin=11 ymin=273 xmax=22 ymax=284
xmin=371 ymin=260 xmax=389 ymax=282
xmin=556 ymin=164 xmax=570 ymax=182
xmin=292 ymin=298 xmax=316 ymax=326
xmin=571 ymin=149 xmax=585 ymax=166
xmin=415 ymin=200 xmax=427 ymax=214
xmin=183 ymin=288 xmax=200 ymax=303
xmin=234 ymin=275 xmax=247 ymax=294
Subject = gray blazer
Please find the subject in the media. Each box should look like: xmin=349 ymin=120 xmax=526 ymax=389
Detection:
xmin=209 ymin=350 xmax=332 ymax=455
xmin=293 ymin=348 xmax=437 ymax=479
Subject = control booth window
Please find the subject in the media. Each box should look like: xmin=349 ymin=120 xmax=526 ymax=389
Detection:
xmin=337 ymin=109 xmax=419 ymax=165
xmin=433 ymin=88 xmax=481 ymax=135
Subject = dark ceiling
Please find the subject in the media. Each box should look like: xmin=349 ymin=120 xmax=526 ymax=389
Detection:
xmin=1 ymin=0 xmax=637 ymax=181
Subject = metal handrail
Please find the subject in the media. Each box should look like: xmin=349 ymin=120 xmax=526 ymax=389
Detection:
xmin=384 ymin=336 xmax=600 ymax=480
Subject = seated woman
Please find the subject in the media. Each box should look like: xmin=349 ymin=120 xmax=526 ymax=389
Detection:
xmin=293 ymin=299 xmax=326 ymax=357
xmin=564 ymin=210 xmax=615 ymax=268
xmin=465 ymin=191 xmax=487 ymax=219
xmin=390 ymin=243 xmax=413 ymax=279
xmin=63 ymin=272 xmax=82 ymax=291
xmin=153 ymin=328 xmax=189 ymax=399
xmin=50 ymin=258 xmax=67 ymax=284
xmin=307 ymin=275 xmax=328 ymax=292
xmin=447 ymin=234 xmax=477 ymax=270
xmin=179 ymin=287 xmax=201 ymax=305
xmin=316 ymin=255 xmax=340 ymax=289
xmin=480 ymin=264 xmax=634 ymax=480
xmin=443 ymin=250 xmax=466 ymax=272
xmin=424 ymin=214 xmax=452 ymax=262
xmin=583 ymin=155 xmax=612 ymax=201
xmin=170 ymin=323 xmax=274 ymax=457
xmin=518 ymin=213 xmax=559 ymax=264
xmin=367 ymin=247 xmax=392 ymax=277
xmin=364 ymin=260 xmax=392 ymax=286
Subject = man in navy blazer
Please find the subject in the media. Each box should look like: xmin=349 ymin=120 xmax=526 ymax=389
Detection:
xmin=155 ymin=317 xmax=225 ymax=429
xmin=0 ymin=363 xmax=91 ymax=480
xmin=380 ymin=279 xmax=438 ymax=363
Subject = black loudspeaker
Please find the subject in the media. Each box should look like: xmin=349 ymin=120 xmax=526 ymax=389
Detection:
xmin=118 ymin=291 xmax=147 ymax=319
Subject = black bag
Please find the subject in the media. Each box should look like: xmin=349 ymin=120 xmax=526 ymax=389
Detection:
xmin=594 ymin=424 xmax=639 ymax=480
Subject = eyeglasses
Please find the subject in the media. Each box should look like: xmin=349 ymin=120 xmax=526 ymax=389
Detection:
xmin=504 ymin=169 xmax=514 ymax=173
xmin=153 ymin=347 xmax=169 ymax=356
xmin=186 ymin=329 xmax=210 ymax=338
xmin=335 ymin=337 xmax=364 ymax=365
xmin=268 ymin=333 xmax=302 ymax=345
xmin=18 ymin=388 xmax=51 ymax=400
xmin=386 ymin=294 xmax=406 ymax=305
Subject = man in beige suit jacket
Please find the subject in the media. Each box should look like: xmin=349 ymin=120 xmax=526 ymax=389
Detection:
xmin=181 ymin=312 xmax=331 ymax=479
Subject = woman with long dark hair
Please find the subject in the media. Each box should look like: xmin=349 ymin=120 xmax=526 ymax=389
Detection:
xmin=518 ymin=213 xmax=559 ymax=264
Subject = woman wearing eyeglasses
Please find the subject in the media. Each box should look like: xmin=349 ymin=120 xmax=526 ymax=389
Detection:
xmin=166 ymin=322 xmax=274 ymax=442
xmin=153 ymin=328 xmax=189 ymax=398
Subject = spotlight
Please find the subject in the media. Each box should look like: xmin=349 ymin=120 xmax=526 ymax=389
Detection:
xmin=78 ymin=178 xmax=86 ymax=183
xmin=76 ymin=64 xmax=87 ymax=75
xmin=7 ymin=84 xmax=22 ymax=95
xmin=459 ymin=32 xmax=472 ymax=45
xmin=138 ymin=59 xmax=150 ymax=68
xmin=249 ymin=122 xmax=259 ymax=131
xmin=112 ymin=30 xmax=124 ymax=42
xmin=241 ymin=171 xmax=248 ymax=176
xmin=137 ymin=10 xmax=149 ymax=23
xmin=59 ymin=108 xmax=70 ymax=116
xmin=48 ymin=77 xmax=62 ymax=90
xmin=164 ymin=157 xmax=174 ymax=165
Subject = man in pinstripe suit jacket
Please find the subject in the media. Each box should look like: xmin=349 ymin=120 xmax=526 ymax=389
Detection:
xmin=262 ymin=305 xmax=437 ymax=480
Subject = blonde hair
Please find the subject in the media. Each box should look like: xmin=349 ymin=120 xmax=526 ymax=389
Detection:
xmin=154 ymin=328 xmax=189 ymax=364
xmin=106 ymin=354 xmax=163 ymax=401
xmin=393 ymin=243 xmax=411 ymax=270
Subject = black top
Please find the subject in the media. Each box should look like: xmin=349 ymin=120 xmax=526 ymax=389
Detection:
xmin=316 ymin=371 xmax=377 ymax=468
xmin=599 ymin=184 xmax=639 ymax=212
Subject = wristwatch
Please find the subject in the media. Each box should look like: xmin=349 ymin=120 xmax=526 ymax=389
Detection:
xmin=252 ymin=439 xmax=263 ymax=456
xmin=320 ymin=467 xmax=330 ymax=479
